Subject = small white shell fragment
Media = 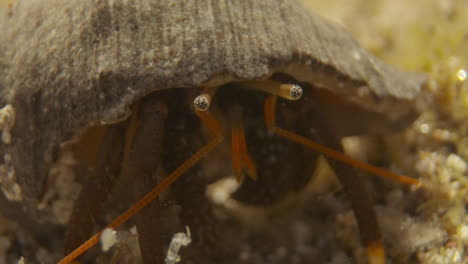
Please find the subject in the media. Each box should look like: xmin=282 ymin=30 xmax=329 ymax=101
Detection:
xmin=100 ymin=228 xmax=118 ymax=252
xmin=17 ymin=257 xmax=25 ymax=264
xmin=419 ymin=123 xmax=430 ymax=134
xmin=353 ymin=50 xmax=362 ymax=61
xmin=0 ymin=164 xmax=22 ymax=201
xmin=37 ymin=150 xmax=78 ymax=223
xmin=461 ymin=224 xmax=468 ymax=246
xmin=206 ymin=178 xmax=239 ymax=205
xmin=445 ymin=154 xmax=467 ymax=174
xmin=456 ymin=68 xmax=467 ymax=81
xmin=0 ymin=105 xmax=15 ymax=144
xmin=165 ymin=226 xmax=192 ymax=264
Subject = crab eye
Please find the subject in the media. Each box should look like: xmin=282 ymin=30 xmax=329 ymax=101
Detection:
xmin=287 ymin=84 xmax=303 ymax=100
xmin=193 ymin=94 xmax=211 ymax=111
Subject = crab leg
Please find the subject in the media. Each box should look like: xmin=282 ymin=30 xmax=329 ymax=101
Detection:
xmin=311 ymin=115 xmax=386 ymax=264
xmin=263 ymin=94 xmax=392 ymax=264
xmin=64 ymin=123 xmax=126 ymax=255
xmin=120 ymin=95 xmax=168 ymax=264
xmin=57 ymin=106 xmax=223 ymax=264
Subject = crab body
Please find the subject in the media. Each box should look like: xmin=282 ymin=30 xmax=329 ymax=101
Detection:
xmin=0 ymin=0 xmax=427 ymax=263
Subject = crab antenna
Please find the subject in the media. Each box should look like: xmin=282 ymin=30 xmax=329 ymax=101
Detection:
xmin=242 ymin=80 xmax=303 ymax=100
xmin=193 ymin=86 xmax=219 ymax=111
xmin=264 ymin=95 xmax=422 ymax=187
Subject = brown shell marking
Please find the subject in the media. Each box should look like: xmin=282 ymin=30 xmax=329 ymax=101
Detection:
xmin=0 ymin=0 xmax=426 ymax=207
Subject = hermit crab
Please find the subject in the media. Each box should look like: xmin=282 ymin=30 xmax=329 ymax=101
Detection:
xmin=0 ymin=0 xmax=427 ymax=263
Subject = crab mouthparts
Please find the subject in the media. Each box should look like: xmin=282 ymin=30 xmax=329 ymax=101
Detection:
xmin=229 ymin=104 xmax=257 ymax=183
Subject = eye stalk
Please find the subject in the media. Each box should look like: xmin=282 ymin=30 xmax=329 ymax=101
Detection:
xmin=241 ymin=80 xmax=303 ymax=100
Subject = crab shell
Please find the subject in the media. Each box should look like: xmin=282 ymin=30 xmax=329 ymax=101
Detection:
xmin=0 ymin=0 xmax=426 ymax=212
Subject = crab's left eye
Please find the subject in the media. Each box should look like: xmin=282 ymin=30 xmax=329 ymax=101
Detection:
xmin=193 ymin=94 xmax=211 ymax=111
xmin=288 ymin=84 xmax=303 ymax=100
xmin=240 ymin=81 xmax=303 ymax=101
